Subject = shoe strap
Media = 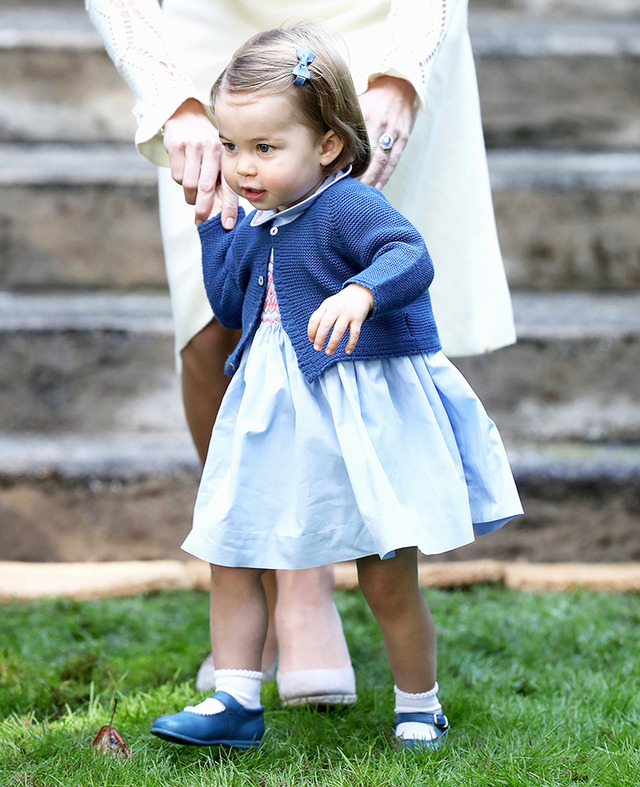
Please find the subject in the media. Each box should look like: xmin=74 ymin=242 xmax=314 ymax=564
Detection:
xmin=394 ymin=711 xmax=449 ymax=731
xmin=212 ymin=690 xmax=264 ymax=714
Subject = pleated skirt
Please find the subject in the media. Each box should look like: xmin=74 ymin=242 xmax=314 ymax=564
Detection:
xmin=182 ymin=323 xmax=523 ymax=569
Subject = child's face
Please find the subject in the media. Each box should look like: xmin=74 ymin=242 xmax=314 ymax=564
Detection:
xmin=216 ymin=90 xmax=342 ymax=212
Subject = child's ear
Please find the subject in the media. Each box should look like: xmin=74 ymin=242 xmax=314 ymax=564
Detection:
xmin=319 ymin=130 xmax=344 ymax=167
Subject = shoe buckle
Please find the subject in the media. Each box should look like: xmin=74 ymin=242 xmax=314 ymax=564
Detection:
xmin=434 ymin=713 xmax=449 ymax=731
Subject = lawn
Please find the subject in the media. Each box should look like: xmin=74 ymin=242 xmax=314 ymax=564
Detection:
xmin=1 ymin=586 xmax=639 ymax=786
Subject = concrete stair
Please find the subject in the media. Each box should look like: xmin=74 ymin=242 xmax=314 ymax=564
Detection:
xmin=1 ymin=290 xmax=639 ymax=442
xmin=474 ymin=0 xmax=638 ymax=18
xmin=0 ymin=145 xmax=163 ymax=291
xmin=1 ymin=1 xmax=639 ymax=565
xmin=2 ymin=8 xmax=640 ymax=149
xmin=2 ymin=435 xmax=639 ymax=564
xmin=3 ymin=144 xmax=640 ymax=292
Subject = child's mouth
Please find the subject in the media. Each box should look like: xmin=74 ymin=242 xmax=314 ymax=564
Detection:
xmin=243 ymin=188 xmax=267 ymax=202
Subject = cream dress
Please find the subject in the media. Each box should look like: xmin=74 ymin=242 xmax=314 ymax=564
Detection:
xmin=87 ymin=0 xmax=516 ymax=360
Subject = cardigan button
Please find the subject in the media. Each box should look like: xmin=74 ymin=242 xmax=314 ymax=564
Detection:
xmin=258 ymin=275 xmax=264 ymax=286
xmin=270 ymin=226 xmax=278 ymax=236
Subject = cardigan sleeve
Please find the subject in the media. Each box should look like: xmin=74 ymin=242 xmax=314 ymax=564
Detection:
xmin=367 ymin=0 xmax=449 ymax=113
xmin=85 ymin=0 xmax=213 ymax=166
xmin=332 ymin=186 xmax=434 ymax=317
xmin=198 ymin=209 xmax=248 ymax=329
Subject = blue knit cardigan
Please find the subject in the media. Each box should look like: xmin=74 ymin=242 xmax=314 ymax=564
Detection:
xmin=198 ymin=176 xmax=441 ymax=382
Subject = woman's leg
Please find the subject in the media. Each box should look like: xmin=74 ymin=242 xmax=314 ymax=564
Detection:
xmin=275 ymin=566 xmax=356 ymax=706
xmin=275 ymin=566 xmax=351 ymax=671
xmin=180 ymin=319 xmax=240 ymax=464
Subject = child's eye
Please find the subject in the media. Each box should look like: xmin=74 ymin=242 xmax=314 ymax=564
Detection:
xmin=257 ymin=144 xmax=273 ymax=154
xmin=222 ymin=142 xmax=237 ymax=152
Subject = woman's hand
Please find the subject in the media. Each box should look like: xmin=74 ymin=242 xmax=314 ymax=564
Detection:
xmin=358 ymin=75 xmax=416 ymax=190
xmin=308 ymin=284 xmax=374 ymax=356
xmin=162 ymin=98 xmax=239 ymax=227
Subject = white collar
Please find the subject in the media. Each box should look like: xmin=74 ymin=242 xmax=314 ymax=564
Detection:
xmin=250 ymin=167 xmax=351 ymax=228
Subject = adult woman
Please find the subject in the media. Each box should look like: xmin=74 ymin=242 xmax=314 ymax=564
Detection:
xmin=86 ymin=0 xmax=515 ymax=706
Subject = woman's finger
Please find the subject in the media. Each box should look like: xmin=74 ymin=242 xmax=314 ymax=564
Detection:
xmin=194 ymin=143 xmax=222 ymax=224
xmin=179 ymin=142 xmax=206 ymax=206
xmin=163 ymin=99 xmax=222 ymax=208
xmin=362 ymin=134 xmax=409 ymax=189
xmin=166 ymin=139 xmax=187 ymax=188
xmin=358 ymin=75 xmax=416 ymax=189
xmin=217 ymin=177 xmax=240 ymax=229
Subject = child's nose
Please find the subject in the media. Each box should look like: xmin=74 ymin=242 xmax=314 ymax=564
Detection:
xmin=236 ymin=153 xmax=256 ymax=176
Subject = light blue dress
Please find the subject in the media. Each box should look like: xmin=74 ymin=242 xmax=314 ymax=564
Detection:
xmin=182 ymin=178 xmax=523 ymax=570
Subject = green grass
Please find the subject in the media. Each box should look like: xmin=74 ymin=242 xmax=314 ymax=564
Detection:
xmin=1 ymin=586 xmax=639 ymax=786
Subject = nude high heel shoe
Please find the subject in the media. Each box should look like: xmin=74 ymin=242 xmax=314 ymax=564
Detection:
xmin=276 ymin=665 xmax=356 ymax=707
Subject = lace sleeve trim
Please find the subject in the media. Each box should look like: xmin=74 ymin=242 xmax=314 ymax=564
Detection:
xmin=87 ymin=0 xmax=450 ymax=154
xmin=86 ymin=0 xmax=204 ymax=162
xmin=373 ymin=0 xmax=449 ymax=112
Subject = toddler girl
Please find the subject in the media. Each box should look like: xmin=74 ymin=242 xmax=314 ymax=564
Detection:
xmin=151 ymin=23 xmax=522 ymax=751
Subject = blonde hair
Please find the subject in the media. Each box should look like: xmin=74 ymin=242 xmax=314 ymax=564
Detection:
xmin=210 ymin=24 xmax=371 ymax=178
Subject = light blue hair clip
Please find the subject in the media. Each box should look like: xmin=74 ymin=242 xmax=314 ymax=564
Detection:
xmin=292 ymin=48 xmax=316 ymax=86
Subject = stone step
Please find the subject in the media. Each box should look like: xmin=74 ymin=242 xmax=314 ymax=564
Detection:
xmin=0 ymin=291 xmax=186 ymax=435
xmin=0 ymin=432 xmax=198 ymax=563
xmin=474 ymin=0 xmax=639 ymax=19
xmin=1 ymin=8 xmax=639 ymax=149
xmin=471 ymin=13 xmax=640 ymax=149
xmin=489 ymin=149 xmax=640 ymax=291
xmin=2 ymin=144 xmax=639 ymax=292
xmin=7 ymin=0 xmax=639 ymax=19
xmin=457 ymin=291 xmax=640 ymax=444
xmin=0 ymin=433 xmax=638 ymax=563
xmin=1 ymin=291 xmax=639 ymax=443
xmin=0 ymin=145 xmax=165 ymax=292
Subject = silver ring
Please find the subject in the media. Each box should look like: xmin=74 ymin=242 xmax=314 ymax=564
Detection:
xmin=378 ymin=133 xmax=394 ymax=152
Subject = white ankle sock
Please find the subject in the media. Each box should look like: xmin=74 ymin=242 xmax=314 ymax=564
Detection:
xmin=394 ymin=683 xmax=444 ymax=742
xmin=186 ymin=669 xmax=262 ymax=715
xmin=215 ymin=669 xmax=263 ymax=708
xmin=394 ymin=682 xmax=442 ymax=714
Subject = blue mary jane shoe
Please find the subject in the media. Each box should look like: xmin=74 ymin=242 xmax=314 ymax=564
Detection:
xmin=150 ymin=691 xmax=264 ymax=749
xmin=394 ymin=711 xmax=450 ymax=751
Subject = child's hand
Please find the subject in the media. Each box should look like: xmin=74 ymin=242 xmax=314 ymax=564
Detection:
xmin=308 ymin=284 xmax=374 ymax=356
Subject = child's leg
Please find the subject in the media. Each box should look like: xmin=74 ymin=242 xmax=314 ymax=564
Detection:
xmin=150 ymin=564 xmax=267 ymax=748
xmin=183 ymin=325 xmax=351 ymax=698
xmin=209 ymin=564 xmax=268 ymax=672
xmin=357 ymin=548 xmax=449 ymax=749
xmin=357 ymin=548 xmax=435 ymax=691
